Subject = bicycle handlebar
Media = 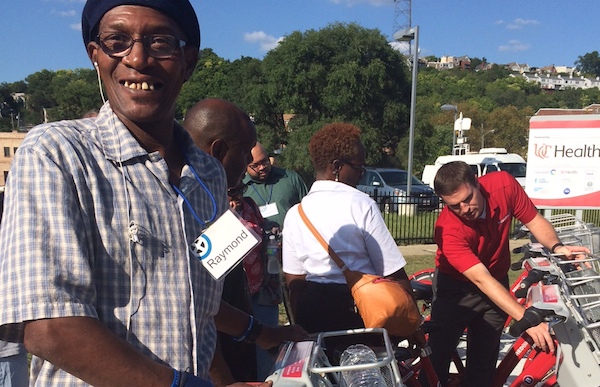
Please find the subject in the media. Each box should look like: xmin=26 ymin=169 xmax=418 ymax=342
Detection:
xmin=509 ymin=307 xmax=554 ymax=337
xmin=514 ymin=269 xmax=545 ymax=298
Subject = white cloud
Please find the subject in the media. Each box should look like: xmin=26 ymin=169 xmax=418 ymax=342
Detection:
xmin=55 ymin=10 xmax=77 ymax=17
xmin=329 ymin=0 xmax=394 ymax=6
xmin=506 ymin=18 xmax=539 ymax=30
xmin=70 ymin=23 xmax=82 ymax=32
xmin=498 ymin=40 xmax=530 ymax=52
xmin=244 ymin=31 xmax=283 ymax=52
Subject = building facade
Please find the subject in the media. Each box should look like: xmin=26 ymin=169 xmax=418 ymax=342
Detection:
xmin=0 ymin=130 xmax=27 ymax=186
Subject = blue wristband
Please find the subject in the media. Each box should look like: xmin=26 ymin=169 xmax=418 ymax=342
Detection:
xmin=233 ymin=315 xmax=254 ymax=342
xmin=180 ymin=371 xmax=214 ymax=387
xmin=171 ymin=369 xmax=182 ymax=387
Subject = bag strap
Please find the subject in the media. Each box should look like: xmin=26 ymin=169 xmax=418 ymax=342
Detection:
xmin=297 ymin=203 xmax=348 ymax=272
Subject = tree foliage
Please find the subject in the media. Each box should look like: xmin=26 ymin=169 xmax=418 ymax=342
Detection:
xmin=575 ymin=51 xmax=600 ymax=77
xmin=259 ymin=22 xmax=411 ymax=160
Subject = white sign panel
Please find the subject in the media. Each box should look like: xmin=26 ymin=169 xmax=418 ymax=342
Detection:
xmin=190 ymin=209 xmax=261 ymax=279
xmin=526 ymin=114 xmax=600 ymax=208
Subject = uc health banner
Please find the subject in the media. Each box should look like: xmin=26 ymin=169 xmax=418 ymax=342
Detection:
xmin=526 ymin=114 xmax=600 ymax=209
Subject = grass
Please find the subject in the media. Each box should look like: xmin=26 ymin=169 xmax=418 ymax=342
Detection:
xmin=403 ymin=251 xmax=526 ymax=288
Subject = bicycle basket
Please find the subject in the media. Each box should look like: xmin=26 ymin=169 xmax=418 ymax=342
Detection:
xmin=309 ymin=328 xmax=403 ymax=387
xmin=564 ymin=267 xmax=600 ymax=349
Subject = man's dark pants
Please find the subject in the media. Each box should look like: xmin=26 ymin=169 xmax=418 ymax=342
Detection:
xmin=422 ymin=270 xmax=508 ymax=387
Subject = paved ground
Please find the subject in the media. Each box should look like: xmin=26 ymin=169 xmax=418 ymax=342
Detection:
xmin=398 ymin=239 xmax=530 ymax=257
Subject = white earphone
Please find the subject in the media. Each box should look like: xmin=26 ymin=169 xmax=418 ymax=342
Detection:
xmin=93 ymin=62 xmax=106 ymax=103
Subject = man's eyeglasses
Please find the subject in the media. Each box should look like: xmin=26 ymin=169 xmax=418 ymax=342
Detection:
xmin=97 ymin=32 xmax=187 ymax=59
xmin=227 ymin=185 xmax=248 ymax=197
xmin=342 ymin=160 xmax=366 ymax=176
xmin=248 ymin=158 xmax=270 ymax=172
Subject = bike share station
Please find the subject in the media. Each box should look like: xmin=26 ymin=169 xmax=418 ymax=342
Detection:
xmin=262 ymin=115 xmax=600 ymax=386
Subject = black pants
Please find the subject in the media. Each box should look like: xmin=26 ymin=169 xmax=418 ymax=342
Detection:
xmin=296 ymin=281 xmax=385 ymax=364
xmin=424 ymin=270 xmax=508 ymax=387
xmin=296 ymin=281 xmax=364 ymax=333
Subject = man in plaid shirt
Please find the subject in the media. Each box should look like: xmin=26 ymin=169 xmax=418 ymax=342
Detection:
xmin=0 ymin=1 xmax=263 ymax=386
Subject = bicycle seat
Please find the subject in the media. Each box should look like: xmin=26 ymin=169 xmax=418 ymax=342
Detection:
xmin=411 ymin=280 xmax=433 ymax=301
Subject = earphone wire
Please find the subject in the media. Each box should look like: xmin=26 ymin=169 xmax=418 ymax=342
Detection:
xmin=95 ymin=63 xmax=106 ymax=104
xmin=109 ymin=109 xmax=135 ymax=338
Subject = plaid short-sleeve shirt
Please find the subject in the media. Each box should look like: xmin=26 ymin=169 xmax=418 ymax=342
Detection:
xmin=0 ymin=103 xmax=228 ymax=385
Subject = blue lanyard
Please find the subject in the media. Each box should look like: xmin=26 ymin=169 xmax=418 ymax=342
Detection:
xmin=251 ymin=183 xmax=273 ymax=205
xmin=171 ymin=161 xmax=218 ymax=228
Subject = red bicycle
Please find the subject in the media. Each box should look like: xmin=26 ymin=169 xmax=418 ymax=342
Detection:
xmin=405 ymin=251 xmax=560 ymax=387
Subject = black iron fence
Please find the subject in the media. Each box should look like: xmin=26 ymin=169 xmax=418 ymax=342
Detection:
xmin=364 ymin=190 xmax=600 ymax=246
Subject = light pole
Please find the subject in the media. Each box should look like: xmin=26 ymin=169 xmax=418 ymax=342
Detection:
xmin=441 ymin=104 xmax=458 ymax=155
xmin=393 ymin=25 xmax=419 ymax=196
xmin=481 ymin=124 xmax=495 ymax=149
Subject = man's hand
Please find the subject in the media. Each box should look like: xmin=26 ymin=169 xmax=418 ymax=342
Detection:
xmin=524 ymin=322 xmax=555 ymax=353
xmin=553 ymin=244 xmax=590 ymax=258
xmin=255 ymin=324 xmax=309 ymax=350
xmin=553 ymin=244 xmax=591 ymax=269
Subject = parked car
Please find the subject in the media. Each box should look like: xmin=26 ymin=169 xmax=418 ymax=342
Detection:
xmin=357 ymin=167 xmax=440 ymax=212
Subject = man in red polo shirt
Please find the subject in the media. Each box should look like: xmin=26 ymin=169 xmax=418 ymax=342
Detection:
xmin=426 ymin=161 xmax=586 ymax=387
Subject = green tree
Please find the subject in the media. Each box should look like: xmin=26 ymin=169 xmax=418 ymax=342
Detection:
xmin=575 ymin=51 xmax=600 ymax=77
xmin=177 ymin=49 xmax=231 ymax=118
xmin=470 ymin=57 xmax=483 ymax=71
xmin=51 ymin=69 xmax=102 ymax=120
xmin=0 ymin=83 xmax=23 ymax=130
xmin=223 ymin=56 xmax=265 ymax=113
xmin=483 ymin=106 xmax=534 ymax=157
xmin=259 ymin=22 xmax=411 ymax=174
xmin=24 ymin=69 xmax=57 ymax=125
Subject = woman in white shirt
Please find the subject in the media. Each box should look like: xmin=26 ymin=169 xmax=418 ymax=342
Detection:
xmin=282 ymin=122 xmax=413 ymax=335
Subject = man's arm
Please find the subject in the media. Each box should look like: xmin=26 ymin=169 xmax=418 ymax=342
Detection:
xmin=26 ymin=316 xmax=277 ymax=387
xmin=212 ymin=300 xmax=308 ymax=384
xmin=525 ymin=213 xmax=590 ymax=257
xmin=209 ymin=337 xmax=236 ymax=387
xmin=24 ymin=317 xmax=174 ymax=386
xmin=462 ymin=263 xmax=554 ymax=352
xmin=214 ymin=301 xmax=308 ymax=350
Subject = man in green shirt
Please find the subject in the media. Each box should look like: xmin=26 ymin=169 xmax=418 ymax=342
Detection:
xmin=243 ymin=142 xmax=308 ymax=228
xmin=242 ymin=141 xmax=308 ymax=377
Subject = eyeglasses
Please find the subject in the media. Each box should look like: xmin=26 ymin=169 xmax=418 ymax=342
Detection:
xmin=342 ymin=160 xmax=366 ymax=176
xmin=97 ymin=32 xmax=187 ymax=59
xmin=248 ymin=157 xmax=270 ymax=172
xmin=227 ymin=185 xmax=248 ymax=197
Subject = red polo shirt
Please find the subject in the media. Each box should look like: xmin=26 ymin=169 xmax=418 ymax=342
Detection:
xmin=434 ymin=171 xmax=538 ymax=281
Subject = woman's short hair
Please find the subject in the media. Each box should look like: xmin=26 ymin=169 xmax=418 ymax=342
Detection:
xmin=309 ymin=123 xmax=361 ymax=172
xmin=433 ymin=161 xmax=477 ymax=196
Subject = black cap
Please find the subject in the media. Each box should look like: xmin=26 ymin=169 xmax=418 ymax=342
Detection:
xmin=81 ymin=0 xmax=200 ymax=50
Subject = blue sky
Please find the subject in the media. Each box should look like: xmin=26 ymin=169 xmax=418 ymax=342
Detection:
xmin=0 ymin=0 xmax=597 ymax=84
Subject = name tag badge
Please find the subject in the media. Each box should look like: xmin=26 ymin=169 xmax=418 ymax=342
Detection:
xmin=259 ymin=202 xmax=279 ymax=218
xmin=190 ymin=209 xmax=261 ymax=280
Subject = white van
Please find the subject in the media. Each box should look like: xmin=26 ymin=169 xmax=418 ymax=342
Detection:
xmin=421 ymin=148 xmax=527 ymax=189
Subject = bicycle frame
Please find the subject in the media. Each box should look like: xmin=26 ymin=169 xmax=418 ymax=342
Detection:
xmin=492 ymin=333 xmax=557 ymax=387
